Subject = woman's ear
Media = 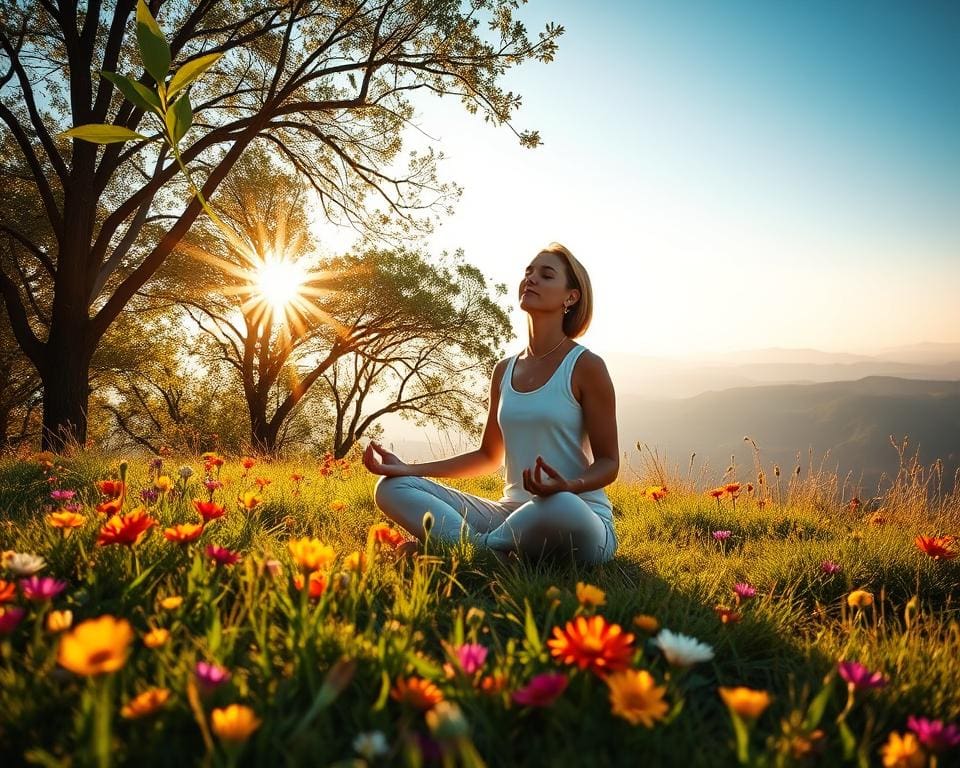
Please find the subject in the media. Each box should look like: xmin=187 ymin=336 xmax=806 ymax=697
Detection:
xmin=568 ymin=288 xmax=581 ymax=306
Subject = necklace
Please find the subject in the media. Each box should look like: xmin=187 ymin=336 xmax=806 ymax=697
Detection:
xmin=526 ymin=336 xmax=568 ymax=360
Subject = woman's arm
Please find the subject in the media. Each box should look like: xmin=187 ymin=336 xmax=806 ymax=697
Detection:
xmin=569 ymin=352 xmax=620 ymax=492
xmin=364 ymin=358 xmax=508 ymax=479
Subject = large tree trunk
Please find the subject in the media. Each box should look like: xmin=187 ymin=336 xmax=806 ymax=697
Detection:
xmin=40 ymin=335 xmax=93 ymax=451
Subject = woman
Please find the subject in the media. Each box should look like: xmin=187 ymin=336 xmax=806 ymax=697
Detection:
xmin=364 ymin=243 xmax=619 ymax=565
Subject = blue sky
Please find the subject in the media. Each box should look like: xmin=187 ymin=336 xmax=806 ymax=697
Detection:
xmin=315 ymin=0 xmax=960 ymax=358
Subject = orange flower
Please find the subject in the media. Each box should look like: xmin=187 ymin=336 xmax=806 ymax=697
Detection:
xmin=724 ymin=483 xmax=742 ymax=496
xmin=121 ymin=688 xmax=170 ymax=719
xmin=390 ymin=677 xmax=444 ymax=710
xmin=254 ymin=477 xmax=271 ymax=490
xmin=48 ymin=510 xmax=86 ymax=529
xmin=238 ymin=491 xmax=261 ymax=511
xmin=370 ymin=522 xmax=405 ymax=548
xmin=714 ymin=605 xmax=742 ymax=625
xmin=97 ymin=508 xmax=156 ymax=547
xmin=576 ymin=582 xmax=606 ymax=608
xmin=914 ymin=535 xmax=957 ymax=561
xmin=163 ymin=523 xmax=204 ymax=544
xmin=58 ymin=615 xmax=133 ymax=675
xmin=479 ymin=673 xmax=508 ymax=694
xmin=241 ymin=456 xmax=256 ymax=471
xmin=143 ymin=628 xmax=169 ymax=648
xmin=96 ymin=479 xmax=124 ymax=498
xmin=95 ymin=497 xmax=124 ymax=516
xmin=547 ymin=615 xmax=636 ymax=676
xmin=707 ymin=487 xmax=726 ymax=499
xmin=719 ymin=687 xmax=772 ymax=719
xmin=211 ymin=704 xmax=261 ymax=743
xmin=0 ymin=580 xmax=16 ymax=603
xmin=329 ymin=500 xmax=346 ymax=512
xmin=193 ymin=500 xmax=226 ymax=522
xmin=293 ymin=570 xmax=328 ymax=599
xmin=632 ymin=614 xmax=660 ymax=634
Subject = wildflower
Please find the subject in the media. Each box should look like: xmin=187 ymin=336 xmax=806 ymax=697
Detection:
xmin=708 ymin=488 xmax=726 ymax=499
xmin=196 ymin=661 xmax=231 ymax=691
xmin=143 ymin=628 xmax=169 ymax=648
xmin=20 ymin=575 xmax=67 ymax=601
xmin=238 ymin=491 xmax=261 ymax=511
xmin=733 ymin=582 xmax=757 ymax=601
xmin=288 ymin=537 xmax=336 ymax=571
xmin=178 ymin=465 xmax=194 ymax=480
xmin=121 ymin=688 xmax=170 ymax=719
xmin=914 ymin=535 xmax=957 ymax=561
xmin=712 ymin=530 xmax=732 ymax=541
xmin=193 ymin=500 xmax=226 ymax=522
xmin=58 ymin=615 xmax=133 ymax=675
xmin=847 ymin=496 xmax=862 ymax=511
xmin=47 ymin=609 xmax=73 ymax=632
xmin=96 ymin=479 xmax=124 ymax=498
xmin=97 ymin=508 xmax=156 ymax=547
xmin=906 ymin=716 xmax=960 ymax=752
xmin=206 ymin=545 xmax=242 ymax=567
xmin=154 ymin=476 xmax=173 ymax=494
xmin=724 ymin=483 xmax=742 ymax=496
xmin=719 ymin=687 xmax=772 ymax=719
xmin=879 ymin=731 xmax=925 ymax=768
xmin=344 ymin=551 xmax=366 ymax=572
xmin=292 ymin=570 xmax=328 ymax=599
xmin=511 ymin=673 xmax=569 ymax=707
xmin=95 ymin=497 xmax=124 ymax=516
xmin=50 ymin=489 xmax=76 ymax=502
xmin=0 ymin=580 xmax=14 ymax=603
xmin=290 ymin=473 xmax=304 ymax=483
xmin=48 ymin=510 xmax=85 ymax=529
xmin=353 ymin=731 xmax=390 ymax=761
xmin=455 ymin=643 xmax=488 ymax=675
xmin=714 ymin=605 xmax=742 ymax=624
xmin=211 ymin=704 xmax=261 ymax=743
xmin=0 ymin=606 xmax=26 ymax=634
xmin=159 ymin=596 xmax=183 ymax=610
xmin=644 ymin=485 xmax=669 ymax=501
xmin=139 ymin=488 xmax=159 ymax=505
xmin=653 ymin=629 xmax=715 ymax=667
xmin=837 ymin=660 xmax=886 ymax=691
xmin=204 ymin=480 xmax=224 ymax=492
xmin=254 ymin=477 xmax=271 ymax=490
xmin=633 ymin=614 xmax=660 ymax=634
xmin=547 ymin=615 xmax=636 ymax=676
xmin=479 ymin=673 xmax=509 ymax=695
xmin=241 ymin=456 xmax=256 ymax=471
xmin=163 ymin=523 xmax=204 ymax=544
xmin=847 ymin=590 xmax=874 ymax=608
xmin=606 ymin=669 xmax=669 ymax=727
xmin=263 ymin=559 xmax=282 ymax=578
xmin=4 ymin=551 xmax=46 ymax=575
xmin=329 ymin=500 xmax=346 ymax=512
xmin=466 ymin=607 xmax=486 ymax=628
xmin=821 ymin=560 xmax=842 ymax=575
xmin=575 ymin=581 xmax=607 ymax=608
xmin=391 ymin=677 xmax=444 ymax=711
xmin=870 ymin=512 xmax=887 ymax=526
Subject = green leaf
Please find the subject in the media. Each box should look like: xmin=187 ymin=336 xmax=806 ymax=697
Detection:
xmin=61 ymin=124 xmax=149 ymax=144
xmin=838 ymin=720 xmax=857 ymax=761
xmin=522 ymin=598 xmax=541 ymax=653
xmin=169 ymin=94 xmax=193 ymax=144
xmin=802 ymin=674 xmax=835 ymax=731
xmin=136 ymin=0 xmax=170 ymax=84
xmin=101 ymin=71 xmax=161 ymax=114
xmin=168 ymin=52 xmax=222 ymax=98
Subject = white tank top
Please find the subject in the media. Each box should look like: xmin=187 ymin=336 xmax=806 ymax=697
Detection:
xmin=497 ymin=343 xmax=614 ymax=525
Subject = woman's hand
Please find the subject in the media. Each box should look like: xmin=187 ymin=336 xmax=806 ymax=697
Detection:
xmin=522 ymin=456 xmax=574 ymax=497
xmin=362 ymin=441 xmax=412 ymax=477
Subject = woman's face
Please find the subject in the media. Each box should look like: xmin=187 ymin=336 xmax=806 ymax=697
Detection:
xmin=519 ymin=252 xmax=578 ymax=313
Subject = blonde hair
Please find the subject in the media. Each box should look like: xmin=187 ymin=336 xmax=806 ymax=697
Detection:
xmin=533 ymin=242 xmax=593 ymax=338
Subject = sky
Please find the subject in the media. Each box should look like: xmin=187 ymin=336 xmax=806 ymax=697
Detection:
xmin=313 ymin=0 xmax=960 ymax=361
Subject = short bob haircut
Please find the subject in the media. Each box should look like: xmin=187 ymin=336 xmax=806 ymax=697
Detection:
xmin=522 ymin=242 xmax=593 ymax=339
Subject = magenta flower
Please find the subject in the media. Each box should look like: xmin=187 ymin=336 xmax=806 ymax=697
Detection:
xmin=907 ymin=716 xmax=960 ymax=752
xmin=712 ymin=530 xmax=732 ymax=541
xmin=140 ymin=488 xmax=160 ymax=504
xmin=195 ymin=661 xmax=231 ymax=691
xmin=204 ymin=480 xmax=224 ymax=492
xmin=63 ymin=502 xmax=83 ymax=513
xmin=733 ymin=582 xmax=757 ymax=600
xmin=837 ymin=660 xmax=886 ymax=691
xmin=50 ymin=489 xmax=76 ymax=502
xmin=0 ymin=606 xmax=26 ymax=634
xmin=821 ymin=560 xmax=842 ymax=575
xmin=455 ymin=643 xmax=488 ymax=675
xmin=512 ymin=673 xmax=569 ymax=707
xmin=20 ymin=576 xmax=68 ymax=601
xmin=205 ymin=545 xmax=242 ymax=567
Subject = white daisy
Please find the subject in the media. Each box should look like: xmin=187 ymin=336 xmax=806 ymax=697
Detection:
xmin=653 ymin=628 xmax=715 ymax=667
xmin=3 ymin=551 xmax=46 ymax=576
xmin=353 ymin=730 xmax=389 ymax=761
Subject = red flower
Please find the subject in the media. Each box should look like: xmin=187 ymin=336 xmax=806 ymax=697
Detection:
xmin=193 ymin=500 xmax=226 ymax=522
xmin=96 ymin=479 xmax=124 ymax=498
xmin=95 ymin=497 xmax=123 ymax=516
xmin=97 ymin=508 xmax=156 ymax=547
xmin=205 ymin=545 xmax=242 ymax=567
xmin=0 ymin=580 xmax=16 ymax=603
xmin=370 ymin=522 xmax=405 ymax=548
xmin=914 ymin=535 xmax=957 ymax=561
xmin=512 ymin=673 xmax=568 ymax=707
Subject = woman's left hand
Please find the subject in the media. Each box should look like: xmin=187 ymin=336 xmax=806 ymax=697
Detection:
xmin=523 ymin=456 xmax=572 ymax=497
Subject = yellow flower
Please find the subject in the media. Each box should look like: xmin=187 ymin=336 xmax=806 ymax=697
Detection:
xmin=847 ymin=590 xmax=874 ymax=608
xmin=329 ymin=500 xmax=347 ymax=512
xmin=288 ymin=537 xmax=336 ymax=571
xmin=143 ymin=628 xmax=170 ymax=648
xmin=46 ymin=609 xmax=73 ymax=633
xmin=58 ymin=615 xmax=133 ymax=676
xmin=211 ymin=704 xmax=262 ymax=743
xmin=238 ymin=491 xmax=261 ymax=511
xmin=159 ymin=596 xmax=183 ymax=610
xmin=48 ymin=510 xmax=86 ymax=529
xmin=576 ymin=581 xmax=606 ymax=608
xmin=154 ymin=475 xmax=173 ymax=494
xmin=121 ymin=688 xmax=170 ymax=719
xmin=632 ymin=614 xmax=660 ymax=634
xmin=605 ymin=669 xmax=669 ymax=727
xmin=719 ymin=686 xmax=772 ymax=719
xmin=880 ymin=731 xmax=925 ymax=768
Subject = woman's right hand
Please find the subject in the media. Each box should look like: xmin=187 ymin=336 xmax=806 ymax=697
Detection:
xmin=362 ymin=441 xmax=412 ymax=477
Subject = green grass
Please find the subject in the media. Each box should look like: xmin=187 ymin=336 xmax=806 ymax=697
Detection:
xmin=0 ymin=449 xmax=958 ymax=767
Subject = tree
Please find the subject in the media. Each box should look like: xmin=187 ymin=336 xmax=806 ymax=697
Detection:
xmin=0 ymin=0 xmax=562 ymax=449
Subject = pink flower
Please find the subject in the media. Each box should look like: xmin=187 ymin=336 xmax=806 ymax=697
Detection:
xmin=455 ymin=643 xmax=488 ymax=675
xmin=20 ymin=576 xmax=68 ymax=601
xmin=712 ymin=530 xmax=732 ymax=541
xmin=907 ymin=716 xmax=960 ymax=752
xmin=50 ymin=489 xmax=76 ymax=501
xmin=205 ymin=545 xmax=241 ymax=567
xmin=512 ymin=673 xmax=569 ymax=707
xmin=204 ymin=480 xmax=224 ymax=492
xmin=837 ymin=660 xmax=886 ymax=691
xmin=821 ymin=560 xmax=842 ymax=575
xmin=195 ymin=661 xmax=231 ymax=691
xmin=732 ymin=582 xmax=756 ymax=600
xmin=0 ymin=606 xmax=26 ymax=634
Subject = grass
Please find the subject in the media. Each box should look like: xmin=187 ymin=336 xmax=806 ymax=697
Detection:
xmin=0 ymin=447 xmax=958 ymax=767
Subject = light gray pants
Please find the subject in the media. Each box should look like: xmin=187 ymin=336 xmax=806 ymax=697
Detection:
xmin=373 ymin=475 xmax=616 ymax=565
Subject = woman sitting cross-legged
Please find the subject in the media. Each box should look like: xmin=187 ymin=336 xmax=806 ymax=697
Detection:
xmin=365 ymin=242 xmax=618 ymax=565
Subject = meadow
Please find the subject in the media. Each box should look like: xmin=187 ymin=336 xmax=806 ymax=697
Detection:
xmin=0 ymin=444 xmax=958 ymax=768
